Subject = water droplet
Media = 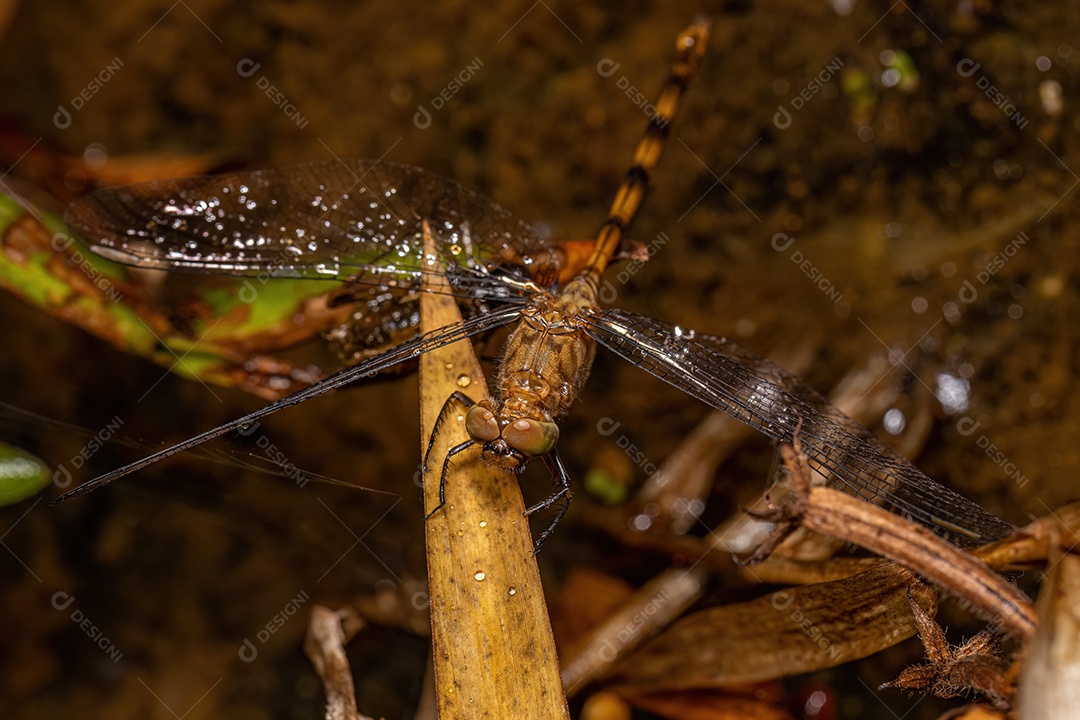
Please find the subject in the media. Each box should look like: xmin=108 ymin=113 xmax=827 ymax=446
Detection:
xmin=474 ymin=571 xmax=486 ymax=582
xmin=478 ymin=521 xmax=487 ymax=528
xmin=883 ymin=408 xmax=906 ymax=435
xmin=508 ymin=587 xmax=517 ymax=596
xmin=444 ymin=361 xmax=454 ymax=370
xmin=456 ymin=374 xmax=471 ymax=388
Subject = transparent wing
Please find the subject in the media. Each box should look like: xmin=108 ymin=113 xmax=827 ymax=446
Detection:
xmin=64 ymin=159 xmax=564 ymax=286
xmin=52 ymin=303 xmax=523 ymax=503
xmin=583 ymin=308 xmax=1014 ymax=547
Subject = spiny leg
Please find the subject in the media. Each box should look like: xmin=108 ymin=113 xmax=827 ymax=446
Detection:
xmin=422 ymin=391 xmax=477 ymax=520
xmin=579 ymin=17 xmax=712 ymax=288
xmin=424 ymin=438 xmax=476 ymax=521
xmin=526 ymin=450 xmax=573 ymax=551
xmin=422 ymin=390 xmax=476 ymax=473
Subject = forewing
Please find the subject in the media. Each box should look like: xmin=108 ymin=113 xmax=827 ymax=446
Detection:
xmin=64 ymin=159 xmax=562 ymax=286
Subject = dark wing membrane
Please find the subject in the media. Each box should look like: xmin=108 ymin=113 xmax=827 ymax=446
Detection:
xmin=64 ymin=159 xmax=562 ymax=286
xmin=327 ymin=263 xmax=533 ymax=364
xmin=583 ymin=308 xmax=1014 ymax=547
xmin=52 ymin=302 xmax=524 ymax=503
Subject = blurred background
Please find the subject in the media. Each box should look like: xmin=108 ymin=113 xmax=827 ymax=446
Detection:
xmin=0 ymin=1 xmax=1076 ymax=718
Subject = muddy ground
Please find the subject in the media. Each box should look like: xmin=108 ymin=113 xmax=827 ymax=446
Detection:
xmin=0 ymin=1 xmax=1077 ymax=718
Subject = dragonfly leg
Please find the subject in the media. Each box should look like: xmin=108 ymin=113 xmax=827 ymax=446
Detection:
xmin=422 ymin=391 xmax=476 ymax=473
xmin=740 ymin=436 xmax=813 ymax=565
xmin=424 ymin=438 xmax=476 ymax=521
xmin=526 ymin=450 xmax=573 ymax=551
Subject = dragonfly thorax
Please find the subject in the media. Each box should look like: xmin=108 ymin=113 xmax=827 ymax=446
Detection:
xmin=493 ymin=297 xmax=598 ymax=421
xmin=460 ymin=289 xmax=598 ymax=473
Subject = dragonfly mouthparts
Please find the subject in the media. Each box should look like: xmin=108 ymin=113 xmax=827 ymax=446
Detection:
xmin=480 ymin=440 xmax=530 ymax=474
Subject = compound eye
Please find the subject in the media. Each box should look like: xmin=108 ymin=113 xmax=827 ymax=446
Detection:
xmin=465 ymin=405 xmax=500 ymax=443
xmin=501 ymin=418 xmax=559 ymax=457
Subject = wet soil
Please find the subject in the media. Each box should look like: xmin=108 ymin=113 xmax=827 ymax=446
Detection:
xmin=0 ymin=1 xmax=1077 ymax=718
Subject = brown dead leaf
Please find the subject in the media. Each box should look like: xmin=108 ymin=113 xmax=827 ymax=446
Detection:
xmin=418 ymin=223 xmax=568 ymax=719
xmin=605 ymin=563 xmax=935 ymax=692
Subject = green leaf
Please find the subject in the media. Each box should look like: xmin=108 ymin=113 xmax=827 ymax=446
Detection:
xmin=0 ymin=442 xmax=51 ymax=505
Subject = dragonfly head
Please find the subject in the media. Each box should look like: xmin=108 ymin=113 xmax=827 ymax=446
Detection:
xmin=465 ymin=405 xmax=559 ymax=472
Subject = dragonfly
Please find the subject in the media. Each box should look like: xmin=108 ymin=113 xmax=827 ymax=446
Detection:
xmin=50 ymin=17 xmax=1013 ymax=550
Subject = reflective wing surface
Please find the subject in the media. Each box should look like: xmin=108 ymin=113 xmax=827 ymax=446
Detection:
xmin=64 ymin=159 xmax=563 ymax=287
xmin=584 ymin=308 xmax=1015 ymax=547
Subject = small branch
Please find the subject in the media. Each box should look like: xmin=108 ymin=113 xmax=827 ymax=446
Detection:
xmin=561 ymin=566 xmax=706 ymax=695
xmin=799 ymin=485 xmax=1036 ymax=642
xmin=303 ymin=605 xmax=374 ymax=720
xmin=766 ymin=441 xmax=1036 ymax=642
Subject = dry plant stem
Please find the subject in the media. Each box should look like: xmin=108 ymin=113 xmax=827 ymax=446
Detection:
xmin=304 ymin=605 xmax=374 ymax=720
xmin=801 ymin=484 xmax=1035 ymax=641
xmin=419 ymin=223 xmax=569 ymax=719
xmin=695 ymin=349 xmax=905 ymax=563
xmin=781 ymin=446 xmax=1037 ymax=642
xmin=974 ymin=501 xmax=1080 ymax=571
xmin=562 ymin=350 xmax=891 ymax=692
xmin=561 ymin=566 xmax=707 ymax=696
xmin=1017 ymin=532 xmax=1080 ymax=719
